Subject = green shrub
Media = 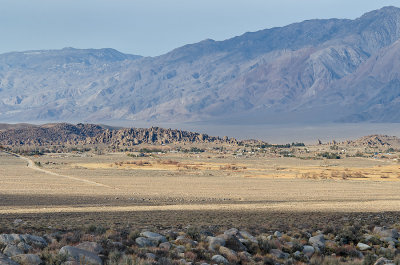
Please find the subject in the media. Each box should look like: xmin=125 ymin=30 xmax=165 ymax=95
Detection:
xmin=190 ymin=147 xmax=204 ymax=153
xmin=354 ymin=151 xmax=364 ymax=157
xmin=40 ymin=250 xmax=68 ymax=265
xmin=335 ymin=245 xmax=360 ymax=258
xmin=139 ymin=148 xmax=163 ymax=153
xmin=108 ymin=250 xmax=123 ymax=265
xmin=187 ymin=226 xmax=201 ymax=241
xmin=158 ymin=257 xmax=173 ymax=265
xmin=319 ymin=152 xmax=341 ymax=159
xmin=362 ymin=254 xmax=377 ymax=265
xmin=86 ymin=224 xmax=106 ymax=235
xmin=337 ymin=225 xmax=362 ymax=244
xmin=257 ymin=237 xmax=278 ymax=254
xmin=127 ymin=230 xmax=141 ymax=242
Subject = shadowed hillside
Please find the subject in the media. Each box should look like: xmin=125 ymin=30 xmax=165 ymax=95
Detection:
xmin=1 ymin=7 xmax=400 ymax=123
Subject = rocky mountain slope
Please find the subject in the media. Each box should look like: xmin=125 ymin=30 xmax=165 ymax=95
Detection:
xmin=1 ymin=7 xmax=400 ymax=123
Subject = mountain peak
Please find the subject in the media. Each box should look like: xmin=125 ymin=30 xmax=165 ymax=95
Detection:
xmin=377 ymin=5 xmax=400 ymax=12
xmin=359 ymin=5 xmax=400 ymax=19
xmin=1 ymin=7 xmax=400 ymax=124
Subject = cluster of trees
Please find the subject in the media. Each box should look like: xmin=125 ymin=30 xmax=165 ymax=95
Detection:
xmin=257 ymin=142 xmax=305 ymax=149
xmin=319 ymin=152 xmax=341 ymax=159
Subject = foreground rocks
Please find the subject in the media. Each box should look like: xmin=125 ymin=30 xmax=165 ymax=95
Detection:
xmin=0 ymin=234 xmax=46 ymax=265
xmin=11 ymin=254 xmax=42 ymax=265
xmin=0 ymin=254 xmax=18 ymax=265
xmin=0 ymin=224 xmax=399 ymax=264
xmin=59 ymin=246 xmax=102 ymax=265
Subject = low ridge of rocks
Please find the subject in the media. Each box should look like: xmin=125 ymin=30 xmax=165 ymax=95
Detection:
xmin=342 ymin=135 xmax=400 ymax=149
xmin=0 ymin=123 xmax=237 ymax=147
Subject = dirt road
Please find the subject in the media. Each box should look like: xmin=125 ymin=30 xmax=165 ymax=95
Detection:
xmin=3 ymin=151 xmax=116 ymax=189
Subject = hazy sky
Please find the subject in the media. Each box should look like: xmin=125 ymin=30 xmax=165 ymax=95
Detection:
xmin=2 ymin=0 xmax=400 ymax=56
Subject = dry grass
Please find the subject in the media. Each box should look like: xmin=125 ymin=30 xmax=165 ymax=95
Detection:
xmin=1 ymin=151 xmax=400 ymax=216
xmin=73 ymin=155 xmax=400 ymax=181
xmin=78 ymin=160 xmax=251 ymax=172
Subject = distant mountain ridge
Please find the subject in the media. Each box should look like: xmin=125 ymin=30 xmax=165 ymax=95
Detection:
xmin=1 ymin=6 xmax=400 ymax=124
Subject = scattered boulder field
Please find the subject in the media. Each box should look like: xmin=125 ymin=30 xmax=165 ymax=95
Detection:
xmin=0 ymin=223 xmax=399 ymax=264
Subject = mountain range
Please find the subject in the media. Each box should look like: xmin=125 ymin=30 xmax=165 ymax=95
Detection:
xmin=1 ymin=6 xmax=400 ymax=124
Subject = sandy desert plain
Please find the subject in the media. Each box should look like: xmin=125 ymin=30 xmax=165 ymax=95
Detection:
xmin=1 ymin=138 xmax=400 ymax=231
xmin=2 ymin=136 xmax=400 ymax=265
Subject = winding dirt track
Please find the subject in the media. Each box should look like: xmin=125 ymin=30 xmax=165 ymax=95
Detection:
xmin=3 ymin=151 xmax=116 ymax=189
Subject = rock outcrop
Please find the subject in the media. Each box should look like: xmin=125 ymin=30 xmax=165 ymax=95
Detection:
xmin=0 ymin=123 xmax=236 ymax=147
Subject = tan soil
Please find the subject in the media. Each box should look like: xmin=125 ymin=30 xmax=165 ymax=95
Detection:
xmin=1 ymin=151 xmax=400 ymax=215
